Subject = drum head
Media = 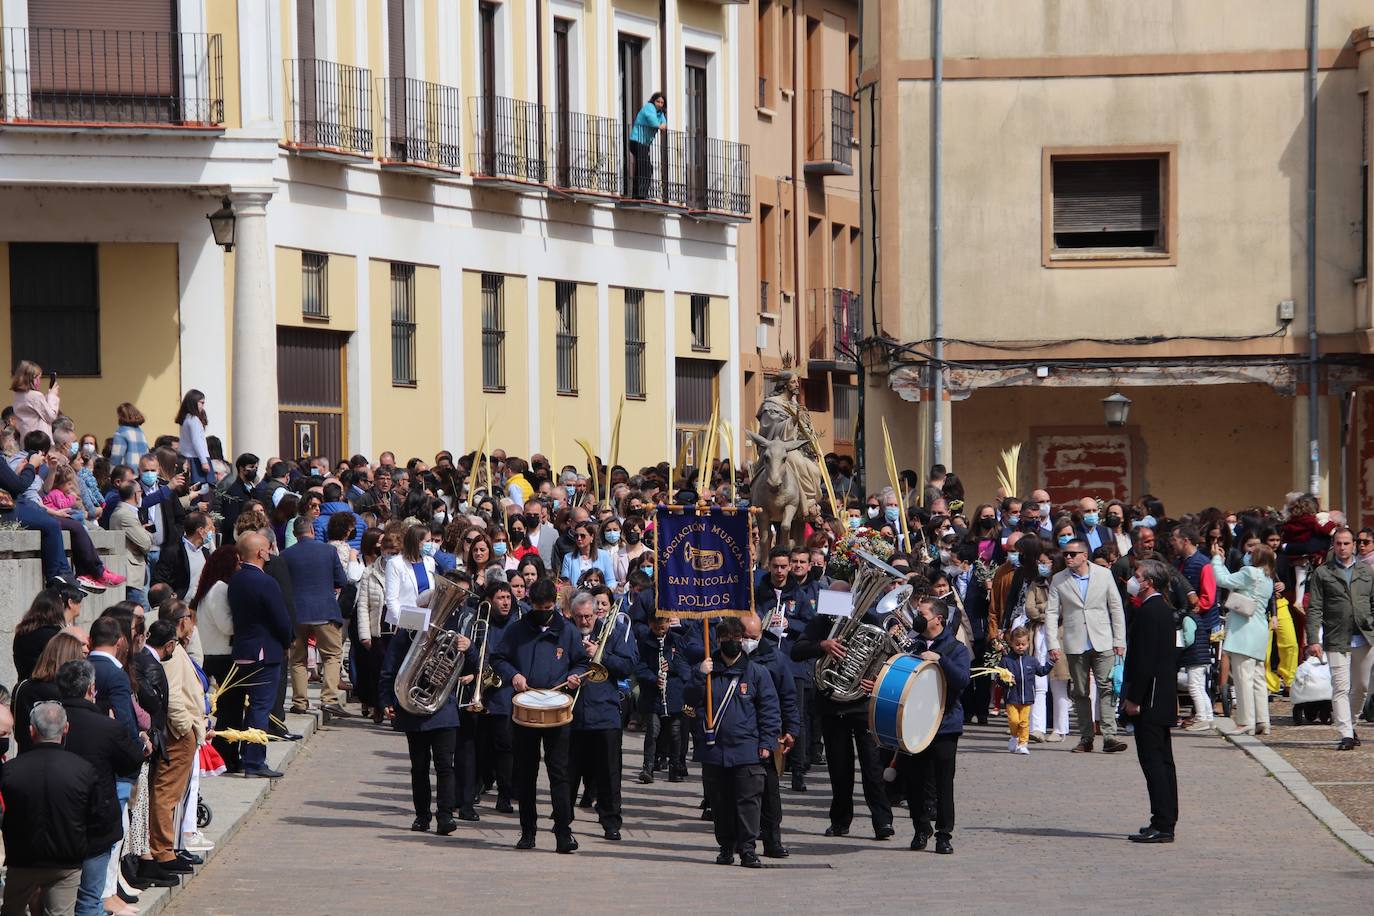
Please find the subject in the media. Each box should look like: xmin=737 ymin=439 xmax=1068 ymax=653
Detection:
xmin=896 ymin=661 xmax=946 ymax=754
xmin=515 ymin=689 xmax=572 ymax=710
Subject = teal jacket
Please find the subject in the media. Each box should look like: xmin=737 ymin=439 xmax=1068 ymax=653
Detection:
xmin=630 ymin=102 xmax=665 ymax=144
xmin=1213 ymin=556 xmax=1273 ymax=661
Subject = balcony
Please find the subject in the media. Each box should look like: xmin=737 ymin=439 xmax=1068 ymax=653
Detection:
xmin=807 ymin=288 xmax=863 ymax=372
xmin=550 ymin=110 xmax=622 ymax=201
xmin=804 ymin=89 xmax=854 ymax=177
xmin=469 ymin=94 xmax=547 ymax=192
xmin=619 ymin=128 xmax=750 ymax=221
xmin=284 ymin=58 xmax=373 ymax=159
xmin=0 ymin=27 xmax=223 ymax=130
xmin=378 ymin=76 xmax=461 ymax=174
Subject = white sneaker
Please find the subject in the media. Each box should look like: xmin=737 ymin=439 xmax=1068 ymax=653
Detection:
xmin=1007 ymin=736 xmax=1019 ymax=752
xmin=1016 ymin=745 xmax=1030 ymax=755
xmin=183 ymin=831 xmax=214 ymax=852
xmin=1045 ymin=732 xmax=1065 ymax=743
xmin=1185 ymin=721 xmax=1212 ymax=733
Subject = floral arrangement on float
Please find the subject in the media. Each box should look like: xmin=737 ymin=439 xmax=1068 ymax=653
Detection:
xmin=825 ymin=527 xmax=896 ymax=582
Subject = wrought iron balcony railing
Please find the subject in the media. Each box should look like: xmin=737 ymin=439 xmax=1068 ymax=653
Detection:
xmin=623 ymin=125 xmax=688 ymax=208
xmin=804 ymin=89 xmax=854 ymax=176
xmin=470 ymin=94 xmax=547 ymax=184
xmin=551 ymin=109 xmax=622 ymax=197
xmin=807 ymin=287 xmax=863 ymax=368
xmin=284 ymin=58 xmax=373 ymax=155
xmin=0 ymin=27 xmax=223 ymax=126
xmin=688 ymin=134 xmax=751 ymax=218
xmin=378 ymin=75 xmax=461 ymax=171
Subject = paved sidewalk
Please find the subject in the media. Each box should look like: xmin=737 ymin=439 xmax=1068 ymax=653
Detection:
xmin=170 ymin=719 xmax=1371 ymax=915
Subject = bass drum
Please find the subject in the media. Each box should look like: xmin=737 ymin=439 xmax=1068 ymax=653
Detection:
xmin=868 ymin=655 xmax=946 ymax=754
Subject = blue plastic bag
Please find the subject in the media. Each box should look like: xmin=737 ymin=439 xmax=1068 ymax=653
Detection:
xmin=1111 ymin=656 xmax=1124 ymax=695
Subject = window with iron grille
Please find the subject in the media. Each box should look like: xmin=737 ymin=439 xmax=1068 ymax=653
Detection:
xmin=390 ymin=262 xmax=416 ymax=385
xmin=624 ymin=288 xmax=646 ymax=400
xmin=301 ymin=251 xmax=329 ymax=318
xmin=8 ymin=243 xmax=100 ymax=375
xmin=481 ymin=272 xmax=506 ymax=392
xmin=690 ymin=294 xmax=710 ymax=351
xmin=555 ymin=280 xmax=578 ymax=395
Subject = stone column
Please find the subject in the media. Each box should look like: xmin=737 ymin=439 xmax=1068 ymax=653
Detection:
xmin=229 ymin=189 xmax=278 ymax=465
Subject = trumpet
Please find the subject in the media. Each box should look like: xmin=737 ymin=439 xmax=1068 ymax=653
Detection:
xmin=459 ymin=600 xmax=501 ymax=713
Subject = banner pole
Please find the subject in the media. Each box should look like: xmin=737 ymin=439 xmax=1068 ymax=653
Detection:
xmin=703 ymin=618 xmax=714 ymax=736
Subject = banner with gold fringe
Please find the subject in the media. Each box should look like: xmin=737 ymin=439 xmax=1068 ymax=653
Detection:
xmin=654 ymin=505 xmax=755 ymax=620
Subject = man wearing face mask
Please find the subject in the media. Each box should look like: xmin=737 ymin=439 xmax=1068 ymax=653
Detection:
xmin=217 ymin=453 xmax=260 ymax=541
xmin=742 ymin=612 xmax=798 ymax=859
xmin=686 ymin=615 xmax=780 ymax=868
xmin=792 ymin=583 xmax=894 ymax=841
xmin=1120 ymin=560 xmax=1180 ymax=843
xmin=754 ymin=548 xmax=815 ymax=792
xmin=222 ymin=533 xmax=294 ymax=778
xmin=568 ymin=591 xmax=636 ymax=841
xmin=1047 ymin=538 xmax=1128 ymax=754
xmin=491 ymin=578 xmax=589 ymax=853
xmin=896 ymin=597 xmax=972 ymax=854
xmin=1030 ymin=489 xmax=1054 ymax=540
xmin=948 ymin=543 xmax=993 ymax=725
xmin=1074 ymin=496 xmax=1114 ymax=554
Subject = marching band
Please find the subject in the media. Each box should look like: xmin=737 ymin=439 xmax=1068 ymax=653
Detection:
xmin=382 ymin=533 xmax=964 ymax=863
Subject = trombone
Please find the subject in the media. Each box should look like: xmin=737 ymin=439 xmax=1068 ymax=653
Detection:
xmin=573 ymin=612 xmax=623 ymax=708
xmin=458 ymin=599 xmax=502 ymax=712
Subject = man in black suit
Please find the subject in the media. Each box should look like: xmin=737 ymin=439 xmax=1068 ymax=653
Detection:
xmin=1121 ymin=559 xmax=1180 ymax=843
xmin=88 ymin=617 xmax=139 ymax=745
xmin=222 ymin=532 xmax=294 ymax=778
xmin=264 ymin=540 xmax=304 ymax=740
xmin=951 ymin=542 xmax=993 ymax=725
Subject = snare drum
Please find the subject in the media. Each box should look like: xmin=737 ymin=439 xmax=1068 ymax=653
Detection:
xmin=511 ymin=689 xmax=574 ymax=728
xmin=868 ymin=655 xmax=946 ymax=754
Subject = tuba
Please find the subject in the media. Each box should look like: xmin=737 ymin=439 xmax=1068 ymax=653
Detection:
xmin=395 ymin=575 xmax=472 ymax=715
xmin=814 ymin=550 xmax=908 ymax=704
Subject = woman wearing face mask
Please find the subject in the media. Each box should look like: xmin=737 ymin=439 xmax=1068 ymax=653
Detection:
xmin=609 ymin=516 xmax=647 ymax=586
xmin=490 ymin=529 xmax=519 ymax=572
xmin=1210 ymin=541 xmax=1276 ymax=736
xmin=385 ymin=525 xmax=440 ymax=631
xmin=1016 ymin=543 xmax=1070 ymax=742
xmin=966 ymin=502 xmax=1000 ymax=564
xmin=863 ymin=498 xmax=882 ymax=526
xmin=1053 ymin=518 xmax=1076 ymax=552
xmin=352 ymin=528 xmax=390 ymax=723
xmin=1104 ymin=500 xmax=1133 ymax=556
xmin=507 ymin=518 xmax=538 ymax=563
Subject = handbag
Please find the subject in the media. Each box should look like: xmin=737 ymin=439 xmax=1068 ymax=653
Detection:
xmin=1224 ymin=590 xmax=1257 ymax=618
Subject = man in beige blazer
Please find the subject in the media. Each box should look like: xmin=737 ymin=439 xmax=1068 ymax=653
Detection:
xmin=1046 ymin=539 xmax=1127 ymax=752
xmin=150 ymin=599 xmax=207 ymax=873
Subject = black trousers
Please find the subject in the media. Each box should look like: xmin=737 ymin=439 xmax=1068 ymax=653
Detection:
xmin=406 ymin=727 xmax=458 ymax=822
xmin=760 ymin=760 xmax=785 ymax=852
xmin=790 ymin=681 xmax=814 ymax=776
xmin=570 ymin=729 xmax=623 ymax=832
xmin=1133 ymin=720 xmax=1178 ymax=834
xmin=702 ymin=763 xmax=765 ymax=854
xmin=961 ymin=638 xmax=991 ymax=723
xmin=899 ymin=732 xmax=959 ymax=838
xmin=455 ymin=711 xmax=481 ymax=813
xmin=475 ymin=713 xmax=514 ymax=803
xmin=214 ymin=661 xmax=279 ymax=770
xmin=513 ymin=723 xmax=573 ymax=837
xmin=628 ymin=140 xmax=652 ymax=197
xmin=821 ymin=711 xmax=893 ymax=831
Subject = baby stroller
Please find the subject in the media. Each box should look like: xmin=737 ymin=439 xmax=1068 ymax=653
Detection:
xmin=197 ymin=794 xmax=213 ymax=829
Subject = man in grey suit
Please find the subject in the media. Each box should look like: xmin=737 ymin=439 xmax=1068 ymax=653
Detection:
xmin=1046 ymin=538 xmax=1128 ymax=753
xmin=525 ymin=499 xmax=559 ymax=566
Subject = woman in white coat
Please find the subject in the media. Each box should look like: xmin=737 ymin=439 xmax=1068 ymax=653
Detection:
xmin=385 ymin=524 xmax=440 ymax=629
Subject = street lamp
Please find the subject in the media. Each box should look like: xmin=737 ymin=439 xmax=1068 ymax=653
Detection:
xmin=1102 ymin=391 xmax=1132 ymax=428
xmin=206 ymin=197 xmax=236 ymax=252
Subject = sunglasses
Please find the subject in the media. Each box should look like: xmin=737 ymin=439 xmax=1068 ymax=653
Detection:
xmin=1062 ymin=550 xmax=1084 ymax=557
xmin=1358 ymin=538 xmax=1373 ymax=545
xmin=464 ymin=536 xmax=481 ymax=545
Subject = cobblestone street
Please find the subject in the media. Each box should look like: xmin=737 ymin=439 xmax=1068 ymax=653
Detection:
xmin=172 ymin=717 xmax=1371 ymax=915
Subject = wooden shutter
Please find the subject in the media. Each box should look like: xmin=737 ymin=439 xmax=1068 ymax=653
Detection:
xmin=388 ymin=0 xmax=407 ymax=77
xmin=27 ymin=0 xmax=174 ymax=31
xmin=296 ymin=0 xmax=316 ymax=60
xmin=27 ymin=0 xmax=177 ymax=97
xmin=1052 ymin=158 xmax=1161 ymax=234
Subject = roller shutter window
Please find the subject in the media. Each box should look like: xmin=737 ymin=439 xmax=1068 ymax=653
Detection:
xmin=1051 ymin=157 xmax=1163 ymax=251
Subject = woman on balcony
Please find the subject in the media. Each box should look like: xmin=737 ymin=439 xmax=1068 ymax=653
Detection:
xmin=628 ymin=92 xmax=667 ymax=199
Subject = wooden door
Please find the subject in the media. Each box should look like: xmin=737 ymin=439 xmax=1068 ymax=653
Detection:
xmin=684 ymin=52 xmax=708 ymax=208
xmin=277 ymin=327 xmax=348 ymax=464
xmin=478 ymin=2 xmax=497 ymax=173
xmin=554 ymin=19 xmax=572 ymax=187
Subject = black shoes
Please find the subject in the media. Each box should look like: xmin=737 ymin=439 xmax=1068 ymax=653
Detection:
xmin=156 ymin=857 xmax=194 ymax=874
xmin=824 ymin=825 xmax=849 ymax=837
xmin=242 ymin=765 xmax=284 ymax=778
xmin=739 ymin=851 xmax=763 ymax=868
xmin=321 ymin=704 xmax=353 ymax=719
xmin=1337 ymin=737 xmax=1358 ymax=751
xmin=700 ymin=808 xmax=713 ymax=821
xmin=578 ymin=792 xmax=594 ymax=808
xmin=457 ymin=809 xmax=480 ymax=822
xmin=176 ymin=850 xmax=204 ymax=866
xmin=134 ymin=860 xmax=179 ymax=887
xmin=763 ymin=846 xmax=790 ymax=858
xmin=668 ymin=770 xmax=686 ymax=783
xmin=715 ymin=849 xmax=735 ymax=866
xmin=495 ymin=798 xmax=514 ymax=814
xmin=556 ymin=834 xmax=579 ymax=854
xmin=874 ymin=825 xmax=895 ymax=841
xmin=790 ymin=775 xmax=808 ymax=792
xmin=515 ymin=833 xmax=536 ymax=850
xmin=911 ymin=830 xmax=932 ymax=851
xmin=934 ymin=835 xmax=954 ymax=855
xmin=411 ymin=817 xmax=430 ymax=832
xmin=604 ymin=830 xmax=622 ymax=841
xmin=637 ymin=771 xmax=654 ymax=784
xmin=1102 ymin=739 xmax=1129 ymax=753
xmin=1129 ymin=828 xmax=1175 ymax=844
xmin=436 ymin=819 xmax=458 ymax=836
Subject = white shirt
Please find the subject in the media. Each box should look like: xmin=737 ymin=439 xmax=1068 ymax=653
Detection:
xmin=184 ymin=537 xmax=208 ymax=597
xmin=90 ymin=649 xmax=122 ymax=669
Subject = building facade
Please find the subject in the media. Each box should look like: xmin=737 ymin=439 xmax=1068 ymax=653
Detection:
xmin=0 ymin=0 xmax=752 ymax=473
xmin=737 ymin=0 xmax=860 ymax=459
xmin=859 ymin=0 xmax=1374 ymax=522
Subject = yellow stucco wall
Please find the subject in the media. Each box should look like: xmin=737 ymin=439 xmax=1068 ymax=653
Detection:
xmin=274 ymin=247 xmax=358 ymax=332
xmin=369 ymin=260 xmax=442 ymax=461
xmin=610 ymin=287 xmax=666 ymax=471
xmin=206 ymin=0 xmax=241 ymax=129
xmin=674 ymin=292 xmax=728 ymax=360
xmin=537 ymin=279 xmax=599 ymax=465
xmin=337 ymin=0 xmax=356 ymax=68
xmin=462 ymin=270 xmax=530 ymax=457
xmin=424 ymin=0 xmax=441 ymax=84
xmin=0 ymin=243 xmax=183 ymax=443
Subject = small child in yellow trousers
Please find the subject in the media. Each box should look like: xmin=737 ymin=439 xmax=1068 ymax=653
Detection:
xmin=999 ymin=627 xmax=1056 ymax=754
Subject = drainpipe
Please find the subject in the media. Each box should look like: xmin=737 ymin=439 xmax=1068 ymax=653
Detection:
xmin=930 ymin=0 xmax=944 ymax=469
xmin=1305 ymin=0 xmax=1321 ymax=498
